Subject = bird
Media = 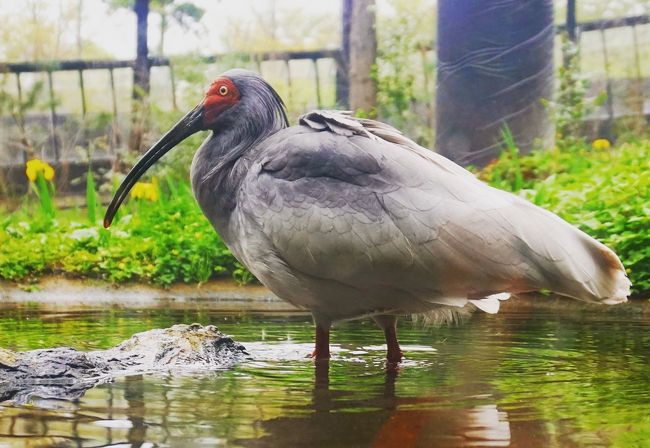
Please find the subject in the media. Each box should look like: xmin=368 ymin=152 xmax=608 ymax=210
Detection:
xmin=104 ymin=69 xmax=630 ymax=363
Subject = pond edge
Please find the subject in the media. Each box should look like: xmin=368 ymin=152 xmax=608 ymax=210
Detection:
xmin=0 ymin=276 xmax=646 ymax=314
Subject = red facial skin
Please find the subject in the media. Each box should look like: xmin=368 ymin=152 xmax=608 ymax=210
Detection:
xmin=203 ymin=77 xmax=241 ymax=127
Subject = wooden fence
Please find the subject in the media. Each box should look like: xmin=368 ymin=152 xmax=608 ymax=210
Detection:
xmin=1 ymin=10 xmax=649 ymax=195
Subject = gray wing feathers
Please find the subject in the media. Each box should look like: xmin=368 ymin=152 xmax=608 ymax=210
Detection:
xmin=240 ymin=111 xmax=629 ymax=310
xmin=301 ymin=110 xmax=476 ymax=179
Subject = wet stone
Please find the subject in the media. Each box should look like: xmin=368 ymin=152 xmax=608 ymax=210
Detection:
xmin=0 ymin=324 xmax=247 ymax=404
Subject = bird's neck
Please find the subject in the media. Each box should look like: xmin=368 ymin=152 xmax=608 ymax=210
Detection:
xmin=191 ymin=113 xmax=285 ymax=228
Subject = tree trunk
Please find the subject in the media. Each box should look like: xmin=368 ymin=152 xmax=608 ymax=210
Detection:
xmin=348 ymin=0 xmax=377 ymax=115
xmin=435 ymin=0 xmax=555 ymax=167
xmin=158 ymin=12 xmax=167 ymax=56
xmin=129 ymin=0 xmax=151 ymax=153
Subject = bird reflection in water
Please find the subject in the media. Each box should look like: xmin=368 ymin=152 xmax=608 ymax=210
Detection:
xmin=237 ymin=360 xmax=512 ymax=448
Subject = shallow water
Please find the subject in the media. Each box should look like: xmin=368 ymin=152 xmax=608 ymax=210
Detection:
xmin=0 ymin=306 xmax=649 ymax=447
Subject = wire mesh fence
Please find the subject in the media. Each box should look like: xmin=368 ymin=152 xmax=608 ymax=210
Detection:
xmin=0 ymin=10 xmax=649 ymax=196
xmin=0 ymin=50 xmax=343 ymax=195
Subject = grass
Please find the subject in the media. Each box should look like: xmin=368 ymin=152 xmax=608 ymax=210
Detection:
xmin=0 ymin=139 xmax=648 ymax=296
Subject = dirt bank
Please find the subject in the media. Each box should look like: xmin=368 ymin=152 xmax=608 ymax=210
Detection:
xmin=0 ymin=277 xmax=298 ymax=312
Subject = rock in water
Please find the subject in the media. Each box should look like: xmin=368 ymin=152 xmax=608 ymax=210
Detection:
xmin=0 ymin=324 xmax=247 ymax=404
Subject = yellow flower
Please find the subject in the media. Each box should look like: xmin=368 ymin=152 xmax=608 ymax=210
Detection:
xmin=130 ymin=182 xmax=145 ymax=199
xmin=42 ymin=164 xmax=54 ymax=181
xmin=592 ymin=138 xmax=611 ymax=151
xmin=25 ymin=160 xmax=42 ymax=181
xmin=25 ymin=159 xmax=55 ymax=182
xmin=130 ymin=180 xmax=159 ymax=202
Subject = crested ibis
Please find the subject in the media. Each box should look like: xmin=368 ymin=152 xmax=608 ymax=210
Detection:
xmin=104 ymin=69 xmax=630 ymax=363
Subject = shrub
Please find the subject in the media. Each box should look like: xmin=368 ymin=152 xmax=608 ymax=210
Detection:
xmin=0 ymin=180 xmax=243 ymax=287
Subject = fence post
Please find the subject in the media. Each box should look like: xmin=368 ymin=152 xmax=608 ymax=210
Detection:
xmin=169 ymin=63 xmax=178 ymax=111
xmin=14 ymin=72 xmax=22 ymax=104
xmin=348 ymin=0 xmax=377 ymax=114
xmin=566 ymin=0 xmax=577 ymax=42
xmin=564 ymin=0 xmax=579 ymax=70
xmin=78 ymin=69 xmax=87 ymax=118
xmin=78 ymin=69 xmax=87 ymax=147
xmin=284 ymin=58 xmax=292 ymax=109
xmin=15 ymin=73 xmax=29 ymax=163
xmin=46 ymin=71 xmax=60 ymax=163
xmin=130 ymin=0 xmax=151 ymax=152
xmin=254 ymin=54 xmax=262 ymax=75
xmin=109 ymin=68 xmax=121 ymax=150
xmin=600 ymin=28 xmax=615 ymax=139
xmin=312 ymin=58 xmax=322 ymax=109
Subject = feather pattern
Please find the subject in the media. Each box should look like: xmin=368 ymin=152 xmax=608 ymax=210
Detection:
xmin=198 ymin=106 xmax=629 ymax=326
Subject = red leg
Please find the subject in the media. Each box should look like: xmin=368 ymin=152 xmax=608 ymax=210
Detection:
xmin=310 ymin=324 xmax=331 ymax=360
xmin=383 ymin=323 xmax=403 ymax=364
xmin=373 ymin=315 xmax=403 ymax=363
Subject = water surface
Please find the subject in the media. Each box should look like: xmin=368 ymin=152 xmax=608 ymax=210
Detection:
xmin=0 ymin=306 xmax=649 ymax=447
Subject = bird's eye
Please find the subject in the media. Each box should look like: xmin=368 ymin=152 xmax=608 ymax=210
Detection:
xmin=218 ymin=85 xmax=228 ymax=96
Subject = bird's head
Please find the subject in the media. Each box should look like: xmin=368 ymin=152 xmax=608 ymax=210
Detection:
xmin=103 ymin=69 xmax=287 ymax=228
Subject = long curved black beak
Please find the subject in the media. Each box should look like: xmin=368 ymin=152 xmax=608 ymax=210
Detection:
xmin=103 ymin=103 xmax=204 ymax=228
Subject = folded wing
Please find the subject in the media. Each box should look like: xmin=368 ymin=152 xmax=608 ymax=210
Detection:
xmin=237 ymin=111 xmax=629 ymax=310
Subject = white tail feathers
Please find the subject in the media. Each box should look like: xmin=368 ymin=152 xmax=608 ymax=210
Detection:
xmin=416 ymin=306 xmax=474 ymax=327
xmin=469 ymin=293 xmax=511 ymax=314
xmin=415 ymin=293 xmax=511 ymax=327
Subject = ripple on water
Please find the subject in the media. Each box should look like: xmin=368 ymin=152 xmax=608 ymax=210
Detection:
xmin=93 ymin=419 xmax=134 ymax=429
xmin=0 ymin=308 xmax=649 ymax=448
xmin=242 ymin=341 xmax=438 ymax=370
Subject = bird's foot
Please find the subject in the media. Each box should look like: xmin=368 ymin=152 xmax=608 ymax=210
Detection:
xmin=308 ymin=348 xmax=331 ymax=360
xmin=308 ymin=324 xmax=331 ymax=360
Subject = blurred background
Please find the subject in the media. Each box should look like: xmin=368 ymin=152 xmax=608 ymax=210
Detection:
xmin=0 ymin=0 xmax=649 ymax=193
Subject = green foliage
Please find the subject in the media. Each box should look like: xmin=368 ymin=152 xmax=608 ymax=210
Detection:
xmin=543 ymin=37 xmax=606 ymax=149
xmin=499 ymin=125 xmax=524 ymax=191
xmin=374 ymin=14 xmax=416 ymax=123
xmin=166 ymin=2 xmax=204 ymax=26
xmin=374 ymin=0 xmax=435 ymax=146
xmin=0 ymin=78 xmax=44 ymax=116
xmin=32 ymin=172 xmax=55 ymax=220
xmin=0 ymin=180 xmax=246 ymax=287
xmin=0 ymin=76 xmax=46 ymax=155
xmin=105 ymin=0 xmax=204 ymax=55
xmin=478 ymin=139 xmax=650 ymax=297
